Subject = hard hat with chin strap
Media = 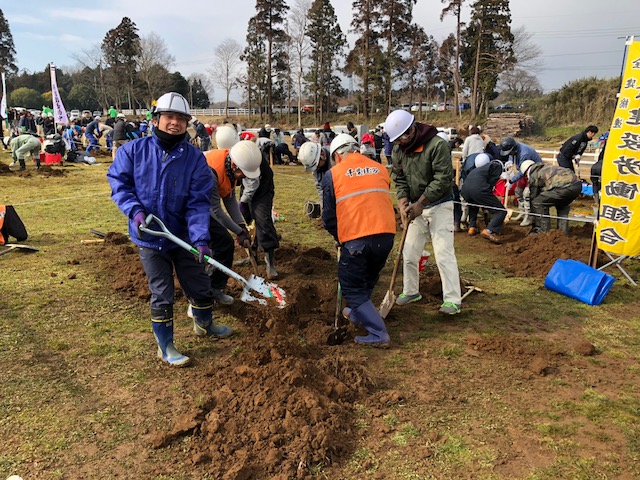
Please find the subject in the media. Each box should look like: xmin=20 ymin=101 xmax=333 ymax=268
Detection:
xmin=229 ymin=140 xmax=262 ymax=179
xmin=330 ymin=133 xmax=359 ymax=158
xmin=298 ymin=142 xmax=322 ymax=172
xmin=216 ymin=125 xmax=239 ymax=150
xmin=153 ymin=92 xmax=191 ymax=118
xmin=520 ymin=159 xmax=536 ymax=175
xmin=474 ymin=153 xmax=491 ymax=168
xmin=384 ymin=110 xmax=415 ymax=142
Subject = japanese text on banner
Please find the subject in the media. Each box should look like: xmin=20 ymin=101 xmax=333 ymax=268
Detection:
xmin=596 ymin=40 xmax=640 ymax=256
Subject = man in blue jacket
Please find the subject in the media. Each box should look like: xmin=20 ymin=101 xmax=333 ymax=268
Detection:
xmin=107 ymin=92 xmax=233 ymax=367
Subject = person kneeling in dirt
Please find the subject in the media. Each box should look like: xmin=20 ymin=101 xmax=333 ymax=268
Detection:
xmin=321 ymin=134 xmax=396 ymax=347
xmin=6 ymin=133 xmax=42 ymax=170
xmin=107 ymin=91 xmax=233 ymax=368
xmin=520 ymin=160 xmax=582 ymax=235
xmin=203 ymin=127 xmax=255 ymax=300
xmin=298 ymin=141 xmax=331 ymax=208
xmin=460 ymin=153 xmax=506 ymax=244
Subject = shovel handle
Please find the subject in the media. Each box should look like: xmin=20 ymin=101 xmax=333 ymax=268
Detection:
xmin=140 ymin=214 xmax=250 ymax=287
xmin=388 ymin=218 xmax=410 ymax=291
xmin=245 ymin=248 xmax=260 ymax=276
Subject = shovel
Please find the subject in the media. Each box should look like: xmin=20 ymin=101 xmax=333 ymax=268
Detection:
xmin=327 ymin=247 xmax=349 ymax=346
xmin=0 ymin=243 xmax=39 ymax=256
xmin=378 ymin=218 xmax=410 ymax=319
xmin=140 ymin=214 xmax=286 ymax=308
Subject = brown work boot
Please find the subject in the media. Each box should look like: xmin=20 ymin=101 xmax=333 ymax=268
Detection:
xmin=468 ymin=227 xmax=478 ymax=236
xmin=480 ymin=229 xmax=502 ymax=244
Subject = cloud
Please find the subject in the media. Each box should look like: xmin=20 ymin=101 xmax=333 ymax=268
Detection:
xmin=47 ymin=8 xmax=122 ymax=24
xmin=27 ymin=33 xmax=85 ymax=44
xmin=7 ymin=14 xmax=44 ymax=25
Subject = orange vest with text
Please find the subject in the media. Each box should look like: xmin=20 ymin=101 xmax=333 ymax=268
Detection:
xmin=331 ymin=152 xmax=396 ymax=243
xmin=204 ymin=149 xmax=233 ymax=198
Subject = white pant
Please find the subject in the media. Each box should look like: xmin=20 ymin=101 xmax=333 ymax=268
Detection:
xmin=402 ymin=201 xmax=462 ymax=304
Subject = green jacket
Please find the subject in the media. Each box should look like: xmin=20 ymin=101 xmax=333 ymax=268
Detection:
xmin=10 ymin=134 xmax=41 ymax=161
xmin=392 ymin=135 xmax=453 ymax=204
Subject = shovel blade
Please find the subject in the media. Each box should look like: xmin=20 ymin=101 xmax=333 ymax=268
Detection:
xmin=378 ymin=290 xmax=396 ymax=319
xmin=240 ymin=274 xmax=287 ymax=308
xmin=327 ymin=326 xmax=349 ymax=346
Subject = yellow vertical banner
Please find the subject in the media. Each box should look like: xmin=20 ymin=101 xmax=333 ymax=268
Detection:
xmin=596 ymin=39 xmax=640 ymax=256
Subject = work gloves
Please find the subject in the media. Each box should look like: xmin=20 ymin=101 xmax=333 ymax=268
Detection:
xmin=133 ymin=211 xmax=147 ymax=238
xmin=195 ymin=244 xmax=212 ymax=263
xmin=236 ymin=226 xmax=251 ymax=248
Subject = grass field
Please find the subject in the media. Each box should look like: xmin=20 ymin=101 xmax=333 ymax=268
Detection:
xmin=1 ymin=147 xmax=640 ymax=479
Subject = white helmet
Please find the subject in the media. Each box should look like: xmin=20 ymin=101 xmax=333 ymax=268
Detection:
xmin=229 ymin=140 xmax=262 ymax=179
xmin=474 ymin=153 xmax=491 ymax=168
xmin=520 ymin=159 xmax=536 ymax=175
xmin=298 ymin=142 xmax=322 ymax=172
xmin=384 ymin=110 xmax=415 ymax=142
xmin=330 ymin=133 xmax=359 ymax=158
xmin=190 ymin=116 xmax=198 ymax=124
xmin=154 ymin=92 xmax=190 ymax=118
xmin=216 ymin=125 xmax=239 ymax=150
xmin=437 ymin=132 xmax=449 ymax=142
xmin=2 ymin=136 xmax=11 ymax=148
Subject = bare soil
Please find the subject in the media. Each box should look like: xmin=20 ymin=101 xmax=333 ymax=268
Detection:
xmin=51 ymin=209 xmax=636 ymax=480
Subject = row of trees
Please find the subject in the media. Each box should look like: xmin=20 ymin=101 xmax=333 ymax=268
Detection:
xmin=0 ymin=10 xmax=210 ymax=113
xmin=0 ymin=3 xmax=550 ymax=124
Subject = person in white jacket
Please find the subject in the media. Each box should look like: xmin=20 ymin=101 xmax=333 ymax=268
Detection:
xmin=462 ymin=126 xmax=485 ymax=160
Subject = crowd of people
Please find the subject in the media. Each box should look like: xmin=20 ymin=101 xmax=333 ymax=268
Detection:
xmin=2 ymin=90 xmax=600 ymax=362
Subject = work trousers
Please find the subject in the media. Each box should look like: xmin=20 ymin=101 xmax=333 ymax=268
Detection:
xmin=339 ymin=233 xmax=394 ymax=309
xmin=138 ymin=246 xmax=213 ymax=317
xmin=274 ymin=143 xmax=294 ymax=164
xmin=532 ymin=181 xmax=582 ymax=232
xmin=199 ymin=136 xmax=211 ymax=152
xmin=251 ymin=193 xmax=279 ymax=252
xmin=556 ymin=154 xmax=575 ymax=171
xmin=208 ymin=217 xmax=235 ymax=290
xmin=402 ymin=201 xmax=462 ymax=304
xmin=466 ymin=190 xmax=507 ymax=233
xmin=85 ymin=133 xmax=100 ymax=152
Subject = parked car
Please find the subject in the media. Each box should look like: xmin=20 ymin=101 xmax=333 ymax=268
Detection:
xmin=495 ymin=104 xmax=514 ymax=110
xmin=517 ymin=103 xmax=529 ymax=109
xmin=400 ymin=103 xmax=411 ymax=111
xmin=93 ymin=110 xmax=102 ymax=117
xmin=69 ymin=109 xmax=81 ymax=120
xmin=301 ymin=105 xmax=315 ymax=114
xmin=458 ymin=103 xmax=471 ymax=111
xmin=410 ymin=102 xmax=435 ymax=112
xmin=337 ymin=105 xmax=355 ymax=114
xmin=436 ymin=103 xmax=454 ymax=111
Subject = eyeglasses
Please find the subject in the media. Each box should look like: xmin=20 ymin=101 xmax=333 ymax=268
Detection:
xmin=396 ymin=125 xmax=414 ymax=142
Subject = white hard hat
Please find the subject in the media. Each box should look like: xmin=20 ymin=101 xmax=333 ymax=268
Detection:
xmin=191 ymin=116 xmax=198 ymax=124
xmin=229 ymin=140 xmax=262 ymax=179
xmin=384 ymin=110 xmax=415 ymax=142
xmin=330 ymin=133 xmax=359 ymax=158
xmin=520 ymin=159 xmax=536 ymax=175
xmin=154 ymin=92 xmax=190 ymax=118
xmin=264 ymin=124 xmax=272 ymax=131
xmin=3 ymin=136 xmax=11 ymax=148
xmin=216 ymin=125 xmax=239 ymax=150
xmin=298 ymin=142 xmax=322 ymax=172
xmin=116 ymin=112 xmax=125 ymax=118
xmin=474 ymin=153 xmax=491 ymax=168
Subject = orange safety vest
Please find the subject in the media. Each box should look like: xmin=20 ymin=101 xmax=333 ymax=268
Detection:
xmin=0 ymin=205 xmax=6 ymax=245
xmin=331 ymin=152 xmax=396 ymax=243
xmin=204 ymin=149 xmax=233 ymax=198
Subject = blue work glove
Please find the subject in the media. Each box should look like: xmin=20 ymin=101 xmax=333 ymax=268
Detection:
xmin=132 ymin=211 xmax=147 ymax=238
xmin=236 ymin=227 xmax=251 ymax=248
xmin=239 ymin=201 xmax=252 ymax=224
xmin=195 ymin=244 xmax=212 ymax=263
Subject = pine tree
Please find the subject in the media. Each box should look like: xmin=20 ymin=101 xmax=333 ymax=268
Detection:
xmin=345 ymin=0 xmax=380 ymax=118
xmin=306 ymin=0 xmax=345 ymax=120
xmin=254 ymin=0 xmax=289 ymax=122
xmin=241 ymin=16 xmax=268 ymax=119
xmin=102 ymin=17 xmax=141 ymax=111
xmin=461 ymin=0 xmax=514 ymax=116
xmin=0 ymin=9 xmax=17 ymax=75
xmin=376 ymin=0 xmax=416 ymax=114
xmin=440 ymin=0 xmax=465 ymax=114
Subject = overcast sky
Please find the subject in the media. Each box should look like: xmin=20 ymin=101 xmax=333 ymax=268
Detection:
xmin=3 ymin=0 xmax=639 ymax=102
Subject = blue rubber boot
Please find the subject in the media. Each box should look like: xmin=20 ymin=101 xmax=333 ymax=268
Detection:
xmin=151 ymin=319 xmax=191 ymax=367
xmin=352 ymin=300 xmax=390 ymax=347
xmin=191 ymin=304 xmax=234 ymax=339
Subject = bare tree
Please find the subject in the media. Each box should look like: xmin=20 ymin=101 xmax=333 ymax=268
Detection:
xmin=511 ymin=26 xmax=543 ymax=73
xmin=499 ymin=26 xmax=543 ymax=98
xmin=72 ymin=44 xmax=109 ymax=108
xmin=288 ymin=0 xmax=312 ymax=127
xmin=211 ymin=38 xmax=243 ymax=113
xmin=440 ymin=0 xmax=465 ymax=115
xmin=137 ymin=33 xmax=175 ymax=107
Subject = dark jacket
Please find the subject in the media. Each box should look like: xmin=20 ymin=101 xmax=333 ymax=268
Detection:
xmin=113 ymin=118 xmax=133 ymax=141
xmin=559 ymin=131 xmax=590 ymax=160
xmin=461 ymin=161 xmax=503 ymax=200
